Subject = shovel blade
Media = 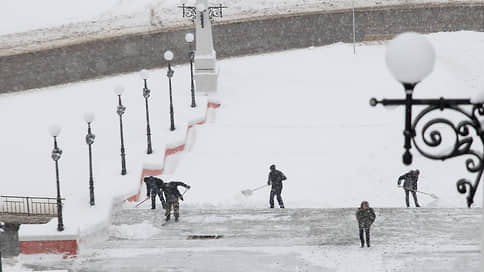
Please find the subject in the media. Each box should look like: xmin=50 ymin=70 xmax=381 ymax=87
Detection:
xmin=241 ymin=189 xmax=253 ymax=196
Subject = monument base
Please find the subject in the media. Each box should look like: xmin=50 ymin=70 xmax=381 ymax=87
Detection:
xmin=195 ymin=51 xmax=217 ymax=71
xmin=195 ymin=66 xmax=219 ymax=93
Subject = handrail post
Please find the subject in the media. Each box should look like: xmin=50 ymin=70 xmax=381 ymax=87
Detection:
xmin=26 ymin=197 xmax=30 ymax=216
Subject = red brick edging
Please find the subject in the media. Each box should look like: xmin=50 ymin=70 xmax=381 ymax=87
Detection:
xmin=126 ymin=101 xmax=220 ymax=203
xmin=20 ymin=239 xmax=78 ymax=256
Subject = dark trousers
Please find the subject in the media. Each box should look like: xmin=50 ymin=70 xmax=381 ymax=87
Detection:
xmin=269 ymin=187 xmax=284 ymax=208
xmin=359 ymin=228 xmax=370 ymax=247
xmin=405 ymin=190 xmax=420 ymax=207
xmin=151 ymin=191 xmax=165 ymax=209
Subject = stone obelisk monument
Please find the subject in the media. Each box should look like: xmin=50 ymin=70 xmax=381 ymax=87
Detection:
xmin=194 ymin=0 xmax=219 ymax=93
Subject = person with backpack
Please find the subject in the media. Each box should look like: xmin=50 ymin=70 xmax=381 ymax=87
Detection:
xmin=267 ymin=164 xmax=287 ymax=209
xmin=356 ymin=201 xmax=376 ymax=248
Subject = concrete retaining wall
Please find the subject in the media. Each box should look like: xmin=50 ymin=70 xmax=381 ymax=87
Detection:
xmin=1 ymin=223 xmax=20 ymax=256
xmin=1 ymin=2 xmax=483 ymax=93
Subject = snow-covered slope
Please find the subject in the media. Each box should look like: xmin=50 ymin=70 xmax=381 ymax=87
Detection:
xmin=1 ymin=32 xmax=483 ymax=216
xmin=172 ymin=31 xmax=484 ymax=208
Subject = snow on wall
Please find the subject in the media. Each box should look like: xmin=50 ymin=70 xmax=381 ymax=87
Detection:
xmin=2 ymin=2 xmax=484 ymax=93
xmin=1 ymin=0 xmax=481 ymax=37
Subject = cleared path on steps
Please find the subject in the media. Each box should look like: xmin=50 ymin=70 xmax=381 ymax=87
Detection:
xmin=21 ymin=208 xmax=480 ymax=271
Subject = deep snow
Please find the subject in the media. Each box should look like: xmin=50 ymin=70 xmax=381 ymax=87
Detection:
xmin=1 ymin=31 xmax=484 ymax=213
xmin=1 ymin=30 xmax=484 ymax=272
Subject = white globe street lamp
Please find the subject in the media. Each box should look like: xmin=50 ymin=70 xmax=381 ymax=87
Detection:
xmin=186 ymin=33 xmax=197 ymax=108
xmin=114 ymin=86 xmax=127 ymax=175
xmin=385 ymin=32 xmax=436 ymax=87
xmin=164 ymin=50 xmax=176 ymax=131
xmin=139 ymin=69 xmax=153 ymax=154
xmin=48 ymin=124 xmax=64 ymax=232
xmin=84 ymin=112 xmax=96 ymax=206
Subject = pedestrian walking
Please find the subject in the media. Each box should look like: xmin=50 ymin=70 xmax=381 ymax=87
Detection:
xmin=356 ymin=200 xmax=376 ymax=248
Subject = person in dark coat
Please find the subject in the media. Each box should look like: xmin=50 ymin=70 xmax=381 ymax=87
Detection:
xmin=160 ymin=181 xmax=190 ymax=222
xmin=144 ymin=176 xmax=166 ymax=210
xmin=267 ymin=164 xmax=287 ymax=209
xmin=397 ymin=169 xmax=420 ymax=207
xmin=356 ymin=201 xmax=376 ymax=248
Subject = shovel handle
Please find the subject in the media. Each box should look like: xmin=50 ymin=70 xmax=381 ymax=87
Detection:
xmin=252 ymin=184 xmax=269 ymax=192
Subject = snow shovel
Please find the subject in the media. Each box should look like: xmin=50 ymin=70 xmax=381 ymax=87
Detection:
xmin=179 ymin=187 xmax=190 ymax=201
xmin=398 ymin=186 xmax=439 ymax=199
xmin=241 ymin=184 xmax=269 ymax=197
xmin=135 ymin=197 xmax=150 ymax=208
xmin=182 ymin=187 xmax=190 ymax=196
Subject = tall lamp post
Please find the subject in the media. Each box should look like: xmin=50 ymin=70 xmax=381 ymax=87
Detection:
xmin=0 ymin=221 xmax=4 ymax=272
xmin=369 ymin=32 xmax=484 ymax=269
xmin=84 ymin=112 xmax=96 ymax=206
xmin=185 ymin=33 xmax=197 ymax=108
xmin=164 ymin=50 xmax=176 ymax=131
xmin=114 ymin=86 xmax=127 ymax=175
xmin=140 ymin=70 xmax=153 ymax=154
xmin=48 ymin=125 xmax=64 ymax=232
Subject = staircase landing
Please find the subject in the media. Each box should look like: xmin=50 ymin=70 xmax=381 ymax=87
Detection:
xmin=20 ymin=208 xmax=481 ymax=271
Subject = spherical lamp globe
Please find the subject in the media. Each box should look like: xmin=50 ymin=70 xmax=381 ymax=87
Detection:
xmin=385 ymin=32 xmax=435 ymax=86
xmin=48 ymin=125 xmax=62 ymax=137
xmin=84 ymin=112 xmax=95 ymax=124
xmin=164 ymin=50 xmax=174 ymax=61
xmin=185 ymin=33 xmax=195 ymax=43
xmin=114 ymin=85 xmax=125 ymax=95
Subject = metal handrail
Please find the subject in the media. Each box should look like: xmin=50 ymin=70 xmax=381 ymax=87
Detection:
xmin=0 ymin=195 xmax=65 ymax=217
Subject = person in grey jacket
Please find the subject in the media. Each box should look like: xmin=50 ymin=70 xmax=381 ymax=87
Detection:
xmin=356 ymin=201 xmax=376 ymax=248
xmin=397 ymin=169 xmax=420 ymax=207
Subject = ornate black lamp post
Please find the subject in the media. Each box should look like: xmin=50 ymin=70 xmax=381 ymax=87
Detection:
xmin=84 ymin=112 xmax=96 ymax=206
xmin=185 ymin=33 xmax=197 ymax=108
xmin=48 ymin=125 xmax=64 ymax=232
xmin=0 ymin=221 xmax=4 ymax=272
xmin=140 ymin=70 xmax=153 ymax=154
xmin=178 ymin=0 xmax=227 ymax=25
xmin=114 ymin=86 xmax=127 ymax=175
xmin=370 ymin=32 xmax=484 ymax=208
xmin=164 ymin=50 xmax=176 ymax=131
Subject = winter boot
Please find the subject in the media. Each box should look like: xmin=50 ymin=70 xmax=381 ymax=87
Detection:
xmin=280 ymin=205 xmax=285 ymax=209
xmin=175 ymin=217 xmax=179 ymax=222
xmin=165 ymin=215 xmax=170 ymax=221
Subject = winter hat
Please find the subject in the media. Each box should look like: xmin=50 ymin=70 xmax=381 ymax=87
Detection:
xmin=270 ymin=164 xmax=276 ymax=170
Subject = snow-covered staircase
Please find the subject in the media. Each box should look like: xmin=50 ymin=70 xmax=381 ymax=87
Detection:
xmin=21 ymin=208 xmax=480 ymax=272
